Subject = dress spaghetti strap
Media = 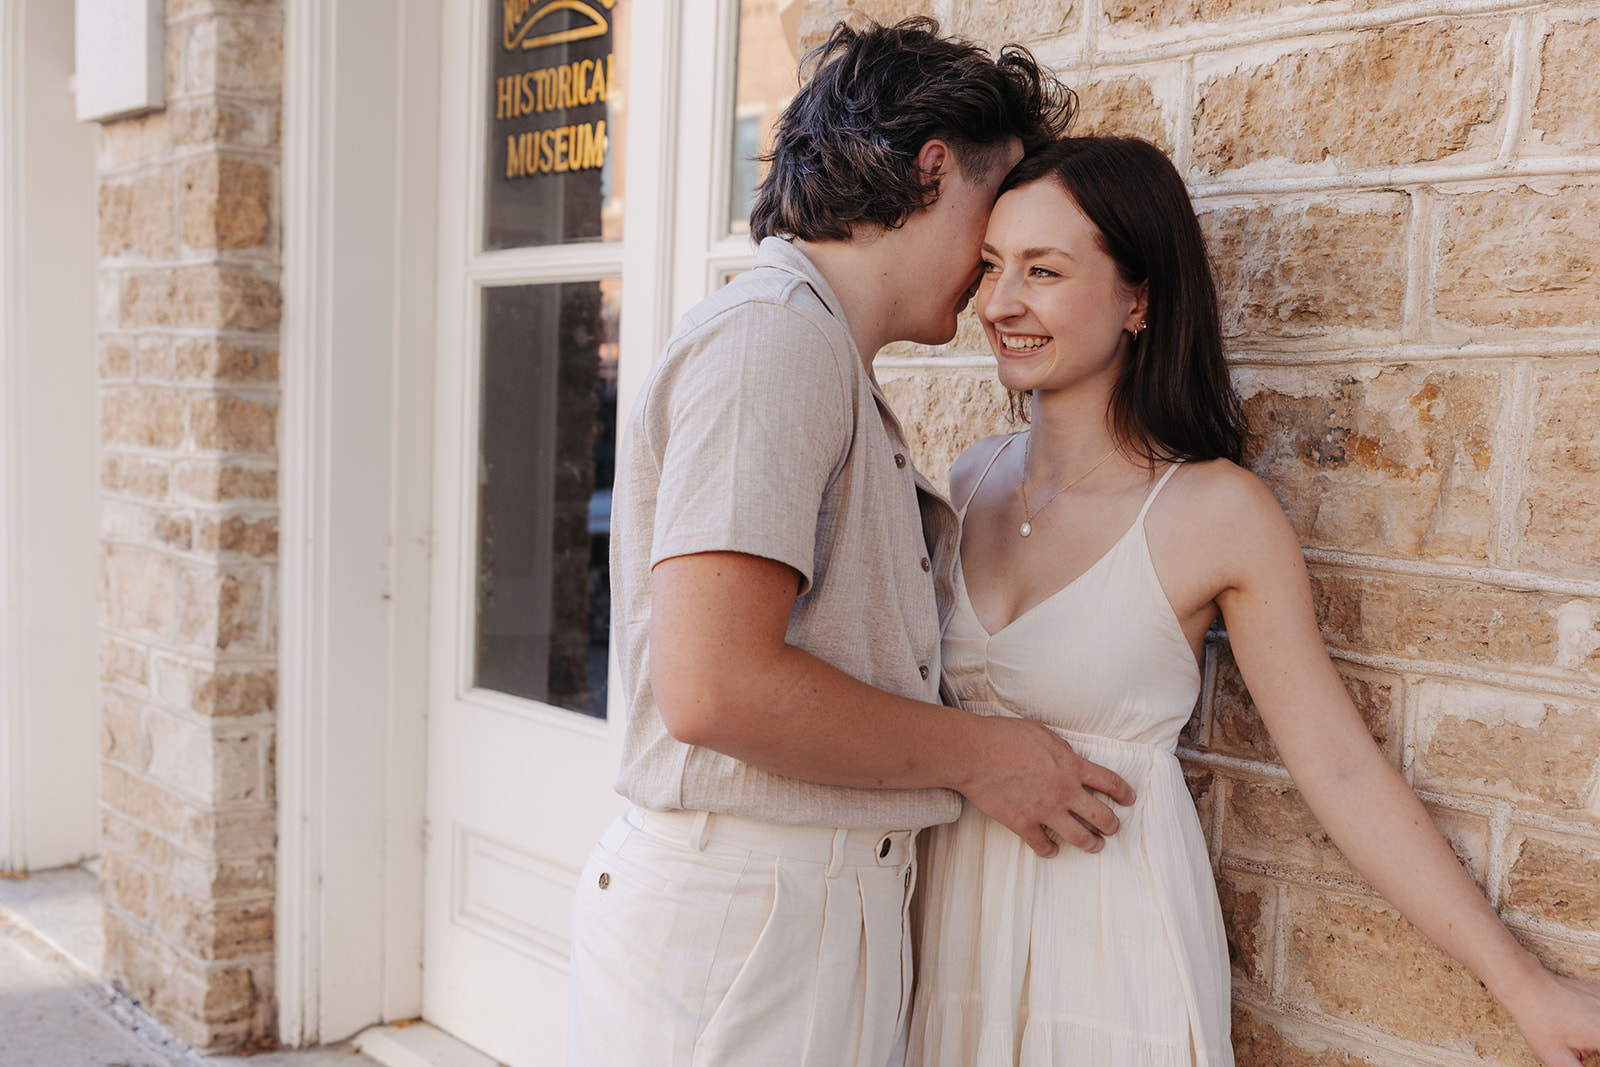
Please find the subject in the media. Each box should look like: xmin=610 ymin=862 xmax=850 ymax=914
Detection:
xmin=1135 ymin=463 xmax=1183 ymax=525
xmin=959 ymin=433 xmax=1022 ymax=516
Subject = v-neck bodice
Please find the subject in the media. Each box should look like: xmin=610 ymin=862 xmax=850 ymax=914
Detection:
xmin=946 ymin=435 xmax=1201 ymax=749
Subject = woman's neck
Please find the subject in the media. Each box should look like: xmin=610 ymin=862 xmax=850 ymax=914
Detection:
xmin=1023 ymin=387 xmax=1127 ymax=486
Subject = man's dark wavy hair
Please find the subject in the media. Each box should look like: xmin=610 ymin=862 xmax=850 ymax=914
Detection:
xmin=749 ymin=18 xmax=1075 ymax=242
xmin=1002 ymin=137 xmax=1247 ymax=465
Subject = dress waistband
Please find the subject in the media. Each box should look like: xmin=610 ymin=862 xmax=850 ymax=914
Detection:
xmin=961 ymin=701 xmax=1181 ymax=758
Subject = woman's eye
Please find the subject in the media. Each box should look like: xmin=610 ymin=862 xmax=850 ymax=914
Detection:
xmin=979 ymin=259 xmax=999 ymax=274
xmin=1029 ymin=266 xmax=1059 ymax=279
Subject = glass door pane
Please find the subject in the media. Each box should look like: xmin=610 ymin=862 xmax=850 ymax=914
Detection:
xmin=474 ymin=280 xmax=621 ymax=717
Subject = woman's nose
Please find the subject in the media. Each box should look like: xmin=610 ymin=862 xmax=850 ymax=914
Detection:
xmin=979 ymin=270 xmax=1023 ymax=322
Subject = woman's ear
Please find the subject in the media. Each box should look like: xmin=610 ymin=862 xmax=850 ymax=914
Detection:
xmin=1124 ymin=282 xmax=1151 ymax=334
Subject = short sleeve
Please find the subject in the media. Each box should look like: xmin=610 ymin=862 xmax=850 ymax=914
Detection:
xmin=643 ymin=300 xmax=852 ymax=592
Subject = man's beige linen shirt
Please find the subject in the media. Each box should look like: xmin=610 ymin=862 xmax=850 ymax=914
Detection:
xmin=611 ymin=237 xmax=963 ymax=830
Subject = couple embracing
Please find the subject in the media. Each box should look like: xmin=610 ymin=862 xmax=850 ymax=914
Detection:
xmin=567 ymin=18 xmax=1600 ymax=1067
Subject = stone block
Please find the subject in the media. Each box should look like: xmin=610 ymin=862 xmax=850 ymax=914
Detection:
xmin=188 ymin=393 xmax=277 ymax=454
xmin=1221 ymin=778 xmax=1489 ymax=888
xmin=214 ymin=16 xmax=284 ymax=93
xmin=1103 ymin=0 xmax=1358 ymax=32
xmin=192 ymin=667 xmax=275 ymax=718
xmin=171 ymin=265 xmax=282 ymax=331
xmin=214 ymin=731 xmax=265 ymax=804
xmin=1221 ymin=779 xmax=1361 ymax=883
xmin=181 ymin=156 xmax=272 ymax=251
xmin=1207 ymin=639 xmax=1397 ymax=765
xmin=103 ymin=455 xmax=173 ymax=501
xmin=157 ymin=888 xmax=273 ymax=961
xmin=100 ymin=760 xmax=210 ymax=848
xmin=1519 ymin=367 xmax=1600 ymax=578
xmin=118 ymin=269 xmax=178 ymax=328
xmin=172 ymin=97 xmax=280 ymax=150
xmin=100 ymin=543 xmax=176 ymax=639
xmin=96 ymin=111 xmax=172 ymax=172
xmin=101 ymin=386 xmax=185 ymax=449
xmin=197 ymin=514 xmax=278 ymax=557
xmin=1192 ymin=22 xmax=1505 ymax=175
xmin=1231 ymin=1003 xmax=1385 ymax=1067
xmin=174 ymin=563 xmax=265 ymax=651
xmin=1532 ymin=19 xmax=1600 ymax=150
xmin=152 ymin=653 xmax=195 ymax=709
xmin=877 ymin=368 xmax=1013 ymax=492
xmin=134 ymin=337 xmax=175 ymax=380
xmin=99 ymin=634 xmax=150 ymax=690
xmin=1414 ymin=679 xmax=1600 ymax=812
xmin=1310 ymin=569 xmax=1585 ymax=673
xmin=800 ymin=1 xmax=943 ymax=57
xmin=1182 ymin=764 xmax=1216 ymax=847
xmin=101 ymin=807 xmax=173 ymax=869
xmin=99 ymin=339 xmax=135 ymax=379
xmin=144 ymin=710 xmax=216 ymax=801
xmin=1281 ymin=887 xmax=1529 ymax=1063
xmin=176 ymin=461 xmax=277 ymax=502
xmin=175 ymin=342 xmax=278 ymax=382
xmin=98 ymin=169 xmax=175 ymax=259
xmin=212 ymin=808 xmax=276 ymax=858
xmin=951 ymin=0 xmax=1078 ymax=41
xmin=1434 ymin=185 xmax=1600 ymax=331
xmin=101 ymin=690 xmax=147 ymax=769
xmin=1504 ymin=832 xmax=1600 ymax=932
xmin=103 ymin=499 xmax=193 ymax=551
xmin=1238 ymin=364 xmax=1499 ymax=562
xmin=1217 ymin=867 xmax=1274 ymax=993
xmin=103 ymin=852 xmax=154 ymax=920
xmin=1198 ymin=195 xmax=1409 ymax=340
xmin=1066 ymin=74 xmax=1171 ymax=153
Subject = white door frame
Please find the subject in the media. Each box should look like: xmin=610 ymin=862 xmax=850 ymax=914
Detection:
xmin=277 ymin=0 xmax=441 ymax=1043
xmin=0 ymin=0 xmax=99 ymax=875
xmin=277 ymin=0 xmax=691 ymax=1046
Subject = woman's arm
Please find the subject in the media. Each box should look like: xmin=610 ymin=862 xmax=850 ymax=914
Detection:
xmin=1211 ymin=473 xmax=1600 ymax=1066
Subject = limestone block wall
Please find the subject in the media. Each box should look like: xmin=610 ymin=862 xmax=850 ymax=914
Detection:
xmin=94 ymin=0 xmax=282 ymax=1050
xmin=805 ymin=1 xmax=1600 ymax=1064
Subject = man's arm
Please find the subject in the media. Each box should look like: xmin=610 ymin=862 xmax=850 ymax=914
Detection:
xmin=650 ymin=550 xmax=1136 ymax=856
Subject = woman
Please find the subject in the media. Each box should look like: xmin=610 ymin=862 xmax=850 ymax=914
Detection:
xmin=906 ymin=137 xmax=1600 ymax=1067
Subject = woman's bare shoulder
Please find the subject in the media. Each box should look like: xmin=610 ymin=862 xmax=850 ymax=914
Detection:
xmin=1164 ymin=458 xmax=1308 ymax=589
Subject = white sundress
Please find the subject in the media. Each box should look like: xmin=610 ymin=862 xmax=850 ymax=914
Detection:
xmin=907 ymin=436 xmax=1233 ymax=1067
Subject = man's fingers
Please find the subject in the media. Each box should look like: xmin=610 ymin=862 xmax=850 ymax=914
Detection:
xmin=1049 ymin=814 xmax=1103 ymax=854
xmin=1077 ymin=760 xmax=1137 ymax=807
xmin=1074 ymin=795 xmax=1121 ymax=837
xmin=1016 ymin=824 xmax=1060 ymax=859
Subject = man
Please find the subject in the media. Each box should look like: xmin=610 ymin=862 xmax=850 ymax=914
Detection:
xmin=569 ymin=18 xmax=1133 ymax=1066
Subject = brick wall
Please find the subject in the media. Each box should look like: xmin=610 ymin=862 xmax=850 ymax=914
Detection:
xmin=805 ymin=1 xmax=1600 ymax=1064
xmin=94 ymin=0 xmax=282 ymax=1050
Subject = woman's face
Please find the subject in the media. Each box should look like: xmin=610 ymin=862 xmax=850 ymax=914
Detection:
xmin=976 ymin=179 xmax=1146 ymax=398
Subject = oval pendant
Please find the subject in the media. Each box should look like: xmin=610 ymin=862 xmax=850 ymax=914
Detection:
xmin=1019 ymin=521 xmax=1032 ymax=537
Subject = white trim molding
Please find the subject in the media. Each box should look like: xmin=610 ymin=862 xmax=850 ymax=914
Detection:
xmin=0 ymin=0 xmax=24 ymax=875
xmin=279 ymin=0 xmax=441 ymax=1045
xmin=0 ymin=0 xmax=99 ymax=876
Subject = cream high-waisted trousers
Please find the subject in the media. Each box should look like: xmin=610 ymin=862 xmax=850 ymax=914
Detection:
xmin=568 ymin=806 xmax=918 ymax=1066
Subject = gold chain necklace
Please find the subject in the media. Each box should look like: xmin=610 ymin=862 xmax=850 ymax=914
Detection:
xmin=1017 ymin=434 xmax=1119 ymax=538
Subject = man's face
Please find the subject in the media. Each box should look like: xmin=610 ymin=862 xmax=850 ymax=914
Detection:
xmin=905 ymin=137 xmax=1024 ymax=347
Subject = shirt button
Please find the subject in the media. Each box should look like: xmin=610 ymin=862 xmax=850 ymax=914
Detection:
xmin=597 ymin=872 xmax=610 ymax=890
xmin=918 ymin=665 xmax=929 ymax=679
xmin=920 ymin=557 xmax=931 ymax=572
xmin=894 ymin=453 xmax=907 ymax=469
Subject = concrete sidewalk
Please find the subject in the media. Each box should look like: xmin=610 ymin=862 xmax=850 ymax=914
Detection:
xmin=0 ymin=866 xmax=378 ymax=1067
